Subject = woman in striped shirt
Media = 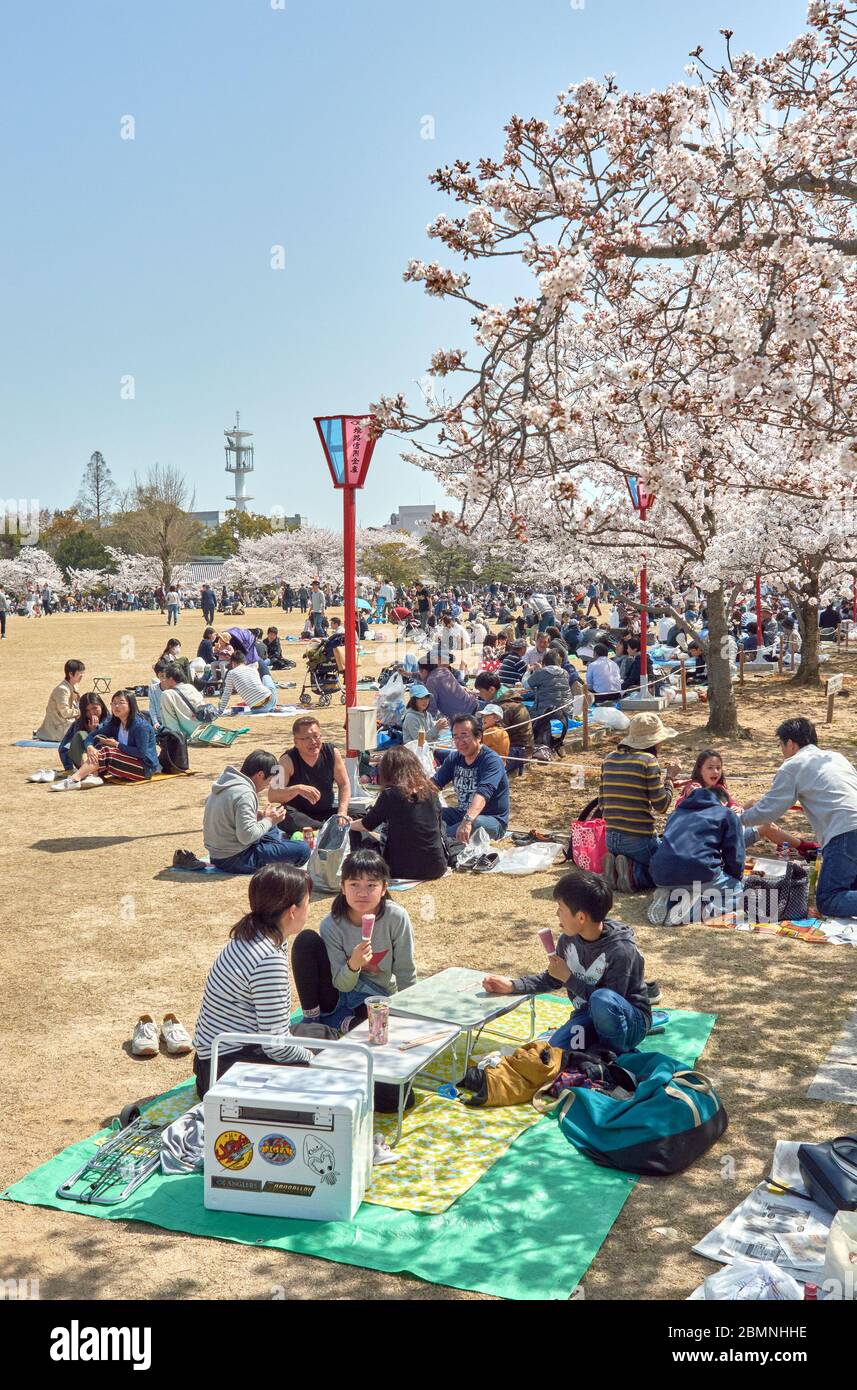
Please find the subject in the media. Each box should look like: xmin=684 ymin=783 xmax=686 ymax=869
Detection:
xmin=192 ymin=863 xmax=336 ymax=1097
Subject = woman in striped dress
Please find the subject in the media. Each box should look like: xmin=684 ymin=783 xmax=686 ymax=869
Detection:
xmin=192 ymin=864 xmax=336 ymax=1097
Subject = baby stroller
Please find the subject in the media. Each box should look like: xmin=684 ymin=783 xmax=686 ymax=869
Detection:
xmin=299 ymin=640 xmax=346 ymax=707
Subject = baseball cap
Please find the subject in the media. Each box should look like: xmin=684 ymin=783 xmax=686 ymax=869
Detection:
xmin=481 ymin=703 xmax=504 ymax=719
xmin=408 ymin=683 xmax=430 ymax=698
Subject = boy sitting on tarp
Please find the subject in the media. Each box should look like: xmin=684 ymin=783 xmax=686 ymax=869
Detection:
xmin=482 ymin=868 xmax=652 ymax=1054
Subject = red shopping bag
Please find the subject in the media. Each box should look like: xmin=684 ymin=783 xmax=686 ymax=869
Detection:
xmin=566 ymin=799 xmax=607 ymax=874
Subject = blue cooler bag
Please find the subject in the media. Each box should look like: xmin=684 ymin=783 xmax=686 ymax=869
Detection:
xmin=555 ymin=1051 xmax=727 ymax=1175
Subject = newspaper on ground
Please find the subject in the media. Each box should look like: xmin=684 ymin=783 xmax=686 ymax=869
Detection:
xmin=769 ymin=1140 xmax=811 ymax=1197
xmin=693 ymin=1183 xmax=833 ymax=1282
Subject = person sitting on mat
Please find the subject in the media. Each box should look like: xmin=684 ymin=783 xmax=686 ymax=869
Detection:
xmin=159 ymin=639 xmax=192 ymax=685
xmin=265 ymin=626 xmax=289 ymax=670
xmin=148 ymin=659 xmax=169 ymax=728
xmin=158 ymin=663 xmax=209 ymax=736
xmin=191 ymin=750 xmax=311 ymax=872
xmin=191 ymin=863 xmax=337 ymax=1097
xmin=197 ymin=628 xmax=218 ymax=665
xmin=268 ymin=714 xmax=351 ymax=831
xmin=292 ymin=848 xmax=416 ymax=1034
xmin=51 ymin=689 xmax=160 ymax=790
xmin=482 ymin=868 xmax=652 ymax=1054
xmin=350 ymin=746 xmax=448 ymax=881
xmin=217 ymin=650 xmax=278 ymax=714
xmin=646 ymin=777 xmax=747 ymax=926
xmin=479 ymin=704 xmax=510 ymax=762
xmin=58 ymin=691 xmax=108 ymax=771
xmin=400 ymin=684 xmax=448 ymax=745
xmin=431 ymin=712 xmax=510 ymax=842
xmin=675 ymin=749 xmax=813 ymax=856
xmin=34 ymin=659 xmax=86 ymax=741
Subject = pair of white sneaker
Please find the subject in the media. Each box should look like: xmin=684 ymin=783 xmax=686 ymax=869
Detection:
xmin=28 ymin=768 xmax=58 ymax=782
xmin=132 ymin=1013 xmax=193 ymax=1057
xmin=48 ymin=775 xmax=103 ymax=792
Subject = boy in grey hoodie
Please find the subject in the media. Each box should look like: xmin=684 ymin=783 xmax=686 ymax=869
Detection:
xmin=201 ymin=751 xmax=310 ymax=872
xmin=482 ymin=868 xmax=651 ymax=1055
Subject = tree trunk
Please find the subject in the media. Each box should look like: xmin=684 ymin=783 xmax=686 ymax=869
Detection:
xmin=705 ymin=586 xmax=742 ymax=736
xmin=791 ymin=577 xmax=821 ymax=687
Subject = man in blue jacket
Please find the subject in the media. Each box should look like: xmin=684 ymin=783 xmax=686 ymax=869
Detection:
xmin=647 ymin=786 xmax=745 ymax=925
xmin=432 ymin=714 xmax=509 ymax=842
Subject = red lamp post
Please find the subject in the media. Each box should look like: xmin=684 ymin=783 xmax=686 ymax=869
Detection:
xmin=626 ymin=477 xmax=656 ymax=697
xmin=313 ymin=415 xmax=381 ymax=749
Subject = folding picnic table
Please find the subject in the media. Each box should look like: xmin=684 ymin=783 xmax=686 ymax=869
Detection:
xmin=317 ymin=1014 xmax=460 ymax=1145
xmin=388 ymin=967 xmax=537 ymax=1075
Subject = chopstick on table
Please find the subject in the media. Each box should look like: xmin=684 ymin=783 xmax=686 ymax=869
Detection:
xmin=398 ymin=1030 xmax=455 ymax=1051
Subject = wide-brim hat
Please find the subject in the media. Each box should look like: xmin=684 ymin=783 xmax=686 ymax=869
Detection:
xmin=622 ymin=712 xmax=679 ymax=749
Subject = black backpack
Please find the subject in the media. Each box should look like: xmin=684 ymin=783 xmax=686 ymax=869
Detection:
xmin=156 ymin=729 xmax=189 ymax=774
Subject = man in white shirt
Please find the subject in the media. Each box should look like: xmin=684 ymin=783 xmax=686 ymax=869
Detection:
xmin=585 ymin=643 xmax=623 ymax=703
xmin=529 ymin=592 xmax=556 ymax=632
xmin=743 ymin=717 xmax=857 ymax=917
xmin=378 ymin=581 xmax=395 ymax=620
xmin=218 ymin=653 xmax=277 ymax=714
xmin=436 ymin=612 xmax=467 ymax=662
xmin=524 ymin=632 xmax=551 ymax=667
xmin=470 ymin=615 xmax=488 ymax=650
xmin=309 ymin=580 xmax=326 ymax=637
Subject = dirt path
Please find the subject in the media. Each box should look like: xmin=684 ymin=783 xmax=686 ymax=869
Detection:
xmin=2 ymin=609 xmax=856 ymax=1299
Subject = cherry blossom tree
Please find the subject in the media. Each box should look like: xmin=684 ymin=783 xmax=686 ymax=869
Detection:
xmin=222 ymin=525 xmax=421 ymax=592
xmin=0 ymin=549 xmax=65 ymax=596
xmin=373 ymin=4 xmax=857 ymax=733
xmin=105 ymin=548 xmax=191 ymax=594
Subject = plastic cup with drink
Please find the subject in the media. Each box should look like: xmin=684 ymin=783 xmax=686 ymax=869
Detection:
xmin=366 ymin=996 xmax=389 ymax=1046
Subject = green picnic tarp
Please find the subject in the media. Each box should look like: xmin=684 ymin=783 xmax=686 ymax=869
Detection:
xmin=2 ymin=1010 xmax=716 ymax=1301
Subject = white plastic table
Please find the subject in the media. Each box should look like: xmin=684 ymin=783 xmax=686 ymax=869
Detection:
xmin=388 ymin=967 xmax=536 ymax=1076
xmin=315 ymin=1014 xmax=460 ymax=1145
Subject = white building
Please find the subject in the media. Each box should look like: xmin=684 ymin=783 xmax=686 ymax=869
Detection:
xmin=389 ymin=504 xmax=436 ymax=534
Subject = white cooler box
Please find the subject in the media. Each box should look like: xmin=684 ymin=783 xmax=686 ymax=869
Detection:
xmin=203 ymin=1033 xmax=374 ymax=1222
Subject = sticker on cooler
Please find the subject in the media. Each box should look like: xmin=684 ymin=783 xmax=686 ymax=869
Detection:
xmin=258 ymin=1133 xmax=297 ymax=1166
xmin=303 ymin=1135 xmax=340 ymax=1186
xmin=214 ymin=1130 xmax=253 ymax=1171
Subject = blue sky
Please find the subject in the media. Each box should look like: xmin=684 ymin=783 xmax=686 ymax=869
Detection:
xmin=0 ymin=0 xmax=808 ymax=528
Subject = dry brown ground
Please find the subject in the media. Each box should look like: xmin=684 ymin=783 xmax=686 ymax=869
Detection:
xmin=2 ymin=607 xmax=857 ymax=1301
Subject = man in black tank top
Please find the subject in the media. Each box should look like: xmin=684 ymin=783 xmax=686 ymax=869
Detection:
xmin=269 ymin=715 xmax=352 ymax=830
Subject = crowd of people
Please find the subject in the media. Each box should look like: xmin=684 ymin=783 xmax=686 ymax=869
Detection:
xmin=21 ymin=575 xmax=857 ymax=1125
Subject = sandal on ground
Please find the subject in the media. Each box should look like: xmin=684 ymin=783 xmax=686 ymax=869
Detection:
xmin=472 ymin=852 xmax=500 ymax=874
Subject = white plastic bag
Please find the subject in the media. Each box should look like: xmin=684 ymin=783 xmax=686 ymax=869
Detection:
xmin=492 ymin=842 xmax=563 ymax=875
xmin=822 ymin=1211 xmax=857 ymax=1299
xmin=376 ymin=671 xmax=406 ymax=728
xmin=703 ymin=1259 xmax=803 ymax=1301
xmin=588 ymin=705 xmax=630 ymax=732
xmin=404 ymin=738 xmax=436 ymax=780
xmin=455 ymin=826 xmax=491 ymax=867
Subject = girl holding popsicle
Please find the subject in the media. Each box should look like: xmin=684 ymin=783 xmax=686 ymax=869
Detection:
xmin=291 ymin=849 xmax=417 ymax=1035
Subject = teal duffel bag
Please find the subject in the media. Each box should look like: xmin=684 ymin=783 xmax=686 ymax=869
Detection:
xmin=555 ymin=1051 xmax=727 ymax=1175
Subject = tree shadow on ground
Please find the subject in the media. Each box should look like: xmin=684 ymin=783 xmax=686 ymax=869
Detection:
xmin=33 ymin=832 xmax=198 ymax=852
